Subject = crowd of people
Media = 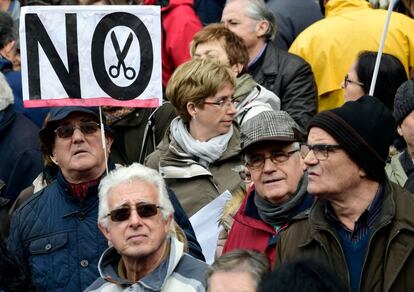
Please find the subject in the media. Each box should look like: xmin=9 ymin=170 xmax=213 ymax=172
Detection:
xmin=1 ymin=0 xmax=414 ymax=291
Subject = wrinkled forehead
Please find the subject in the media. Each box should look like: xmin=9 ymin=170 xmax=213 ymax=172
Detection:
xmin=307 ymin=127 xmax=338 ymax=144
xmin=107 ymin=180 xmax=159 ymax=208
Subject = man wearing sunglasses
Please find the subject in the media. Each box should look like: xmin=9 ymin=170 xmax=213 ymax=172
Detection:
xmin=222 ymin=110 xmax=313 ymax=265
xmin=276 ymin=96 xmax=414 ymax=291
xmin=8 ymin=106 xmax=204 ymax=291
xmin=7 ymin=106 xmax=115 ymax=291
xmin=86 ymin=163 xmax=208 ymax=292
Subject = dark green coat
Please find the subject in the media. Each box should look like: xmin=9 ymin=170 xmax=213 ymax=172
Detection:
xmin=110 ymin=103 xmax=176 ymax=165
xmin=275 ymin=180 xmax=414 ymax=292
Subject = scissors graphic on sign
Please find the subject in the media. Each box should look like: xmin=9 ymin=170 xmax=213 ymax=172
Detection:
xmin=109 ymin=31 xmax=136 ymax=80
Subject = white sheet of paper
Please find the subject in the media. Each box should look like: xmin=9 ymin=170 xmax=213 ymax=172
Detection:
xmin=190 ymin=190 xmax=232 ymax=264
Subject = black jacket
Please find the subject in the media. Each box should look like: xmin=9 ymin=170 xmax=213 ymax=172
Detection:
xmin=249 ymin=41 xmax=318 ymax=132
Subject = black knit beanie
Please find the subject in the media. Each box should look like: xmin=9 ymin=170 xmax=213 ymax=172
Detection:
xmin=308 ymin=95 xmax=395 ymax=182
xmin=393 ymin=80 xmax=414 ymax=125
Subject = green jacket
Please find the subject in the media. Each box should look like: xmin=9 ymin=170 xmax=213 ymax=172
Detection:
xmin=275 ymin=180 xmax=414 ymax=292
xmin=110 ymin=103 xmax=176 ymax=165
xmin=385 ymin=151 xmax=408 ymax=188
xmin=145 ymin=124 xmax=243 ymax=217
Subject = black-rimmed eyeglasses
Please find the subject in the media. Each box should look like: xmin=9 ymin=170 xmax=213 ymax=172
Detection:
xmin=245 ymin=149 xmax=300 ymax=170
xmin=301 ymin=144 xmax=342 ymax=161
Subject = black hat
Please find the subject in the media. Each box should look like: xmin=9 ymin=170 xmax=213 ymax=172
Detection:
xmin=39 ymin=106 xmax=114 ymax=155
xmin=393 ymin=80 xmax=414 ymax=125
xmin=308 ymin=96 xmax=395 ymax=182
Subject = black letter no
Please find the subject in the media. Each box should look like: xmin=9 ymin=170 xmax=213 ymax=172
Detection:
xmin=25 ymin=13 xmax=81 ymax=99
xmin=92 ymin=12 xmax=153 ymax=100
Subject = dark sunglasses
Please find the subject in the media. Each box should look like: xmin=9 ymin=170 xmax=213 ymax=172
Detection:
xmin=54 ymin=122 xmax=100 ymax=138
xmin=106 ymin=203 xmax=162 ymax=222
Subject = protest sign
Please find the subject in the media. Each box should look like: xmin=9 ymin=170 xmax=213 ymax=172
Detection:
xmin=20 ymin=6 xmax=162 ymax=108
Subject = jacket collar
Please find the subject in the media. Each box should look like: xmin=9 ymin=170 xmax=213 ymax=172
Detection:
xmin=325 ymin=0 xmax=370 ymax=17
xmin=56 ymin=160 xmax=115 ymax=202
xmin=308 ymin=179 xmax=414 ymax=239
xmin=238 ymin=185 xmax=313 ymax=233
xmin=249 ymin=41 xmax=280 ymax=78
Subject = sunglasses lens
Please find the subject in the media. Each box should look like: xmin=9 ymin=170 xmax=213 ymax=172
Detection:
xmin=110 ymin=208 xmax=131 ymax=222
xmin=80 ymin=122 xmax=99 ymax=134
xmin=137 ymin=204 xmax=158 ymax=218
xmin=55 ymin=125 xmax=74 ymax=138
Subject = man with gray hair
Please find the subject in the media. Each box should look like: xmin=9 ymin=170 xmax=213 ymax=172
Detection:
xmin=222 ymin=111 xmax=313 ymax=265
xmin=0 ymin=72 xmax=42 ymax=238
xmin=221 ymin=0 xmax=317 ymax=131
xmin=86 ymin=163 xmax=208 ymax=292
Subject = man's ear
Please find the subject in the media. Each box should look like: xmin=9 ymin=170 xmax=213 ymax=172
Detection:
xmin=164 ymin=214 xmax=173 ymax=234
xmin=98 ymin=222 xmax=111 ymax=242
xmin=0 ymin=41 xmax=15 ymax=60
xmin=105 ymin=134 xmax=114 ymax=152
xmin=397 ymin=125 xmax=403 ymax=137
xmin=255 ymin=20 xmax=269 ymax=38
xmin=50 ymin=153 xmax=58 ymax=165
xmin=359 ymin=168 xmax=367 ymax=178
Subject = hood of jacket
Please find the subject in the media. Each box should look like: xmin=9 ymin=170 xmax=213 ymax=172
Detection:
xmin=325 ymin=0 xmax=371 ymax=17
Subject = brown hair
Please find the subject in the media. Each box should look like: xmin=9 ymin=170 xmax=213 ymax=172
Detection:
xmin=190 ymin=23 xmax=249 ymax=74
xmin=166 ymin=59 xmax=236 ymax=123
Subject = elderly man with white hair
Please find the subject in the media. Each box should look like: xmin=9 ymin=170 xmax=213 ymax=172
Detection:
xmin=86 ymin=163 xmax=208 ymax=292
xmin=0 ymin=72 xmax=42 ymax=238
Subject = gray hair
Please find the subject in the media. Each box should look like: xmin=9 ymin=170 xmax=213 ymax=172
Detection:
xmin=227 ymin=0 xmax=276 ymax=41
xmin=206 ymin=249 xmax=269 ymax=290
xmin=98 ymin=163 xmax=174 ymax=228
xmin=0 ymin=72 xmax=14 ymax=111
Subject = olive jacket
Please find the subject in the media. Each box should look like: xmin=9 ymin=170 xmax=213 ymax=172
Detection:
xmin=275 ymin=180 xmax=414 ymax=292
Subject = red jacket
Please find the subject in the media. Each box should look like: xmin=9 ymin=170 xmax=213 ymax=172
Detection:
xmin=144 ymin=0 xmax=202 ymax=87
xmin=223 ymin=187 xmax=313 ymax=266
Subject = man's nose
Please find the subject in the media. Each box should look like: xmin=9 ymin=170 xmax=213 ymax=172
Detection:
xmin=303 ymin=150 xmax=318 ymax=166
xmin=128 ymin=209 xmax=143 ymax=228
xmin=72 ymin=127 xmax=85 ymax=141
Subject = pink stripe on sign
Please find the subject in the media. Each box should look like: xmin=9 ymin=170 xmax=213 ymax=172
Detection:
xmin=23 ymin=97 xmax=160 ymax=108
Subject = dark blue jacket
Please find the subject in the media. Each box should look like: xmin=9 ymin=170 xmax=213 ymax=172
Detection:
xmin=0 ymin=106 xmax=42 ymax=202
xmin=8 ymin=168 xmax=203 ymax=291
xmin=8 ymin=171 xmax=109 ymax=292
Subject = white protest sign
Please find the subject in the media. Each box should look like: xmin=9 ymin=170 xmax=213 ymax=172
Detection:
xmin=20 ymin=6 xmax=162 ymax=108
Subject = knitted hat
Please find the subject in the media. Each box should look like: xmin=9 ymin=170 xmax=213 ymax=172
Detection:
xmin=393 ymin=79 xmax=414 ymax=125
xmin=240 ymin=111 xmax=302 ymax=153
xmin=308 ymin=96 xmax=395 ymax=182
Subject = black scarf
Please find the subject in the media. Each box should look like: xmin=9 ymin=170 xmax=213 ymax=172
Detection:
xmin=254 ymin=174 xmax=308 ymax=227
